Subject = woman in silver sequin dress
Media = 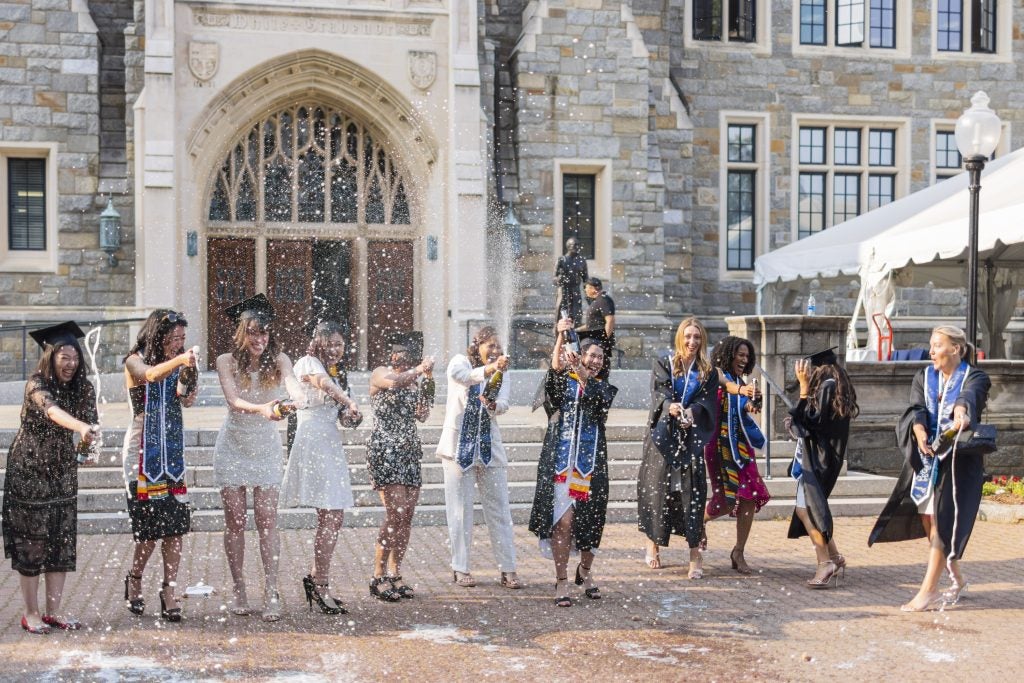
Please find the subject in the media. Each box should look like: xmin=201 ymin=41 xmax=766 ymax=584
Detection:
xmin=366 ymin=333 xmax=433 ymax=602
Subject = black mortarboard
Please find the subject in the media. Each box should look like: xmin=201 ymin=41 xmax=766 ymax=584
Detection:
xmin=29 ymin=321 xmax=86 ymax=349
xmin=807 ymin=346 xmax=839 ymax=367
xmin=223 ymin=293 xmax=275 ymax=324
xmin=387 ymin=331 xmax=423 ymax=359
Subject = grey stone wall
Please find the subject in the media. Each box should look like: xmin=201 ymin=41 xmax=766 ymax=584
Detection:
xmin=490 ymin=0 xmax=1024 ymax=361
xmin=675 ymin=0 xmax=1024 ymax=317
xmin=507 ymin=0 xmax=673 ymax=365
xmin=0 ymin=0 xmax=135 ymax=308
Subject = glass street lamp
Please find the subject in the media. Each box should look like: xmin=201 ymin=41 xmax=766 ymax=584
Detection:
xmin=955 ymin=91 xmax=1002 ymax=359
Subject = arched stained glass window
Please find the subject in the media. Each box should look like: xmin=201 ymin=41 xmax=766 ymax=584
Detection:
xmin=208 ymin=104 xmax=411 ymax=225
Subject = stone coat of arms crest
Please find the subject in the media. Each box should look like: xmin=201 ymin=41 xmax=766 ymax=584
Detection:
xmin=408 ymin=51 xmax=436 ymax=90
xmin=188 ymin=41 xmax=219 ymax=82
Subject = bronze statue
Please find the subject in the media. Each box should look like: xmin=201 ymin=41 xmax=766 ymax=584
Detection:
xmin=553 ymin=237 xmax=588 ymax=323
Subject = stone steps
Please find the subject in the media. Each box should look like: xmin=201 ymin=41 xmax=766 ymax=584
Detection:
xmin=4 ymin=455 xmax=856 ymax=490
xmin=1 ymin=465 xmax=891 ymax=513
xmin=0 ymin=424 xmax=895 ymax=533
xmin=75 ymin=496 xmax=893 ymax=535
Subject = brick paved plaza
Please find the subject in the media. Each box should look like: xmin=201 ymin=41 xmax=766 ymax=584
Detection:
xmin=0 ymin=517 xmax=1020 ymax=682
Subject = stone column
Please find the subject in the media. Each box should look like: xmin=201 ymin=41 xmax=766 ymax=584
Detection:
xmin=134 ymin=0 xmax=177 ymax=310
xmin=725 ymin=315 xmax=849 ymax=438
xmin=445 ymin=0 xmax=488 ymax=356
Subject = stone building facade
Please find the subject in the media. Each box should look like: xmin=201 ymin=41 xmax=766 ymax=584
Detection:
xmin=0 ymin=0 xmax=1022 ymax=377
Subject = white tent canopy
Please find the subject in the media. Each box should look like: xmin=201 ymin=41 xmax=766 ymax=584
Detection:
xmin=754 ymin=146 xmax=1024 ymax=358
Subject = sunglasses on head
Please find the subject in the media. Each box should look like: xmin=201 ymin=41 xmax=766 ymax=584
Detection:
xmin=161 ymin=311 xmax=187 ymax=325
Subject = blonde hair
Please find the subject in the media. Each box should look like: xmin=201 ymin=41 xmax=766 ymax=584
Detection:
xmin=932 ymin=325 xmax=974 ymax=363
xmin=672 ymin=317 xmax=712 ymax=379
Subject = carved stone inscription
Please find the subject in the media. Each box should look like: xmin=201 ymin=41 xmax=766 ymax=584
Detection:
xmin=192 ymin=10 xmax=432 ymax=38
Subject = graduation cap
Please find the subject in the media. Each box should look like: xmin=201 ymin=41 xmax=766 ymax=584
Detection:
xmin=223 ymin=293 xmax=275 ymax=324
xmin=29 ymin=321 xmax=86 ymax=349
xmin=387 ymin=331 xmax=423 ymax=360
xmin=807 ymin=346 xmax=839 ymax=367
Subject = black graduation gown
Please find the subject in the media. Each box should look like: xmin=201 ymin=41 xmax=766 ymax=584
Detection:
xmin=528 ymin=369 xmax=617 ymax=552
xmin=786 ymin=378 xmax=850 ymax=542
xmin=868 ymin=367 xmax=991 ymax=559
xmin=636 ymin=353 xmax=717 ymax=548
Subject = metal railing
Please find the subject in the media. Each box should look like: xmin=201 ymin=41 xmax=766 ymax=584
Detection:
xmin=0 ymin=317 xmax=148 ymax=380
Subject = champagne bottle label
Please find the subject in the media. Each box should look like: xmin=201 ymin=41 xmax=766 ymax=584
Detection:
xmin=482 ymin=370 xmax=503 ymax=402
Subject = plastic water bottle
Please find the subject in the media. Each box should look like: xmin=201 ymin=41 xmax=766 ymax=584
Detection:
xmin=806 ymin=293 xmax=816 ymax=316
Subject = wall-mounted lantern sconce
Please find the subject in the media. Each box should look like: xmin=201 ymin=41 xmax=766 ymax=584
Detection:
xmin=427 ymin=235 xmax=439 ymax=261
xmin=186 ymin=230 xmax=198 ymax=257
xmin=99 ymin=198 xmax=121 ymax=266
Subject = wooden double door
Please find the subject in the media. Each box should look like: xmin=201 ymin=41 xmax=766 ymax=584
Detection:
xmin=206 ymin=238 xmax=414 ymax=369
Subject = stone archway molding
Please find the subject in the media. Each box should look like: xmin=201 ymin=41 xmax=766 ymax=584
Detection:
xmin=186 ymin=49 xmax=438 ymax=212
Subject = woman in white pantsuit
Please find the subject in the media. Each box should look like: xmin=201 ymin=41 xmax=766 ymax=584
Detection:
xmin=437 ymin=327 xmax=522 ymax=589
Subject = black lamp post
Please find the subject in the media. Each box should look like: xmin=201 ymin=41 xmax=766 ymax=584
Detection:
xmin=954 ymin=91 xmax=1002 ymax=359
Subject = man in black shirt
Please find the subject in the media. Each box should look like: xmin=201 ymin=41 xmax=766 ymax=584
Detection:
xmin=576 ymin=276 xmax=616 ymax=380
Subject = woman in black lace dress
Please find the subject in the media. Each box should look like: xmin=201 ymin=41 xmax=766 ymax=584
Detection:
xmin=2 ymin=322 xmax=99 ymax=634
xmin=366 ymin=333 xmax=433 ymax=601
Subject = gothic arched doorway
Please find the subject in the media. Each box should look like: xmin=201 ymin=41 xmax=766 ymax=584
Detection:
xmin=205 ymin=103 xmax=417 ymax=369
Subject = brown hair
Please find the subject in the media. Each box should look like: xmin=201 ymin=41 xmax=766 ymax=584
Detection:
xmin=672 ymin=317 xmax=712 ymax=380
xmin=125 ymin=308 xmax=187 ymax=366
xmin=467 ymin=326 xmax=500 ymax=368
xmin=231 ymin=312 xmax=281 ymax=389
xmin=808 ymin=363 xmax=860 ymax=420
xmin=307 ymin=320 xmax=347 ymax=367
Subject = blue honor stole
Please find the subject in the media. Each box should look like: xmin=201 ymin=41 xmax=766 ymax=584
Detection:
xmin=910 ymin=361 xmax=970 ymax=505
xmin=138 ymin=368 xmax=186 ymax=500
xmin=672 ymin=359 xmax=700 ymax=407
xmin=456 ymin=382 xmax=492 ymax=470
xmin=553 ymin=373 xmax=599 ymax=501
xmin=724 ymin=372 xmax=761 ymax=470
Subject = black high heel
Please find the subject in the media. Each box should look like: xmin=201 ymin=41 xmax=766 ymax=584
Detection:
xmin=575 ymin=563 xmax=601 ymax=599
xmin=303 ymin=575 xmax=346 ymax=615
xmin=159 ymin=582 xmax=182 ymax=622
xmin=124 ymin=573 xmax=145 ymax=616
xmin=369 ymin=576 xmax=401 ymax=602
xmin=387 ymin=575 xmax=415 ymax=599
xmin=555 ymin=576 xmax=572 ymax=607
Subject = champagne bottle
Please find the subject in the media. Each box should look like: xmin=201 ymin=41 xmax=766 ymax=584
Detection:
xmin=931 ymin=425 xmax=972 ymax=454
xmin=561 ymin=309 xmax=580 ymax=355
xmin=749 ymin=380 xmax=762 ymax=411
xmin=419 ymin=375 xmax=436 ymax=405
xmin=273 ymin=400 xmax=297 ymax=418
xmin=482 ymin=368 xmax=503 ymax=402
xmin=178 ymin=365 xmax=198 ymax=396
xmin=76 ymin=426 xmax=99 ymax=465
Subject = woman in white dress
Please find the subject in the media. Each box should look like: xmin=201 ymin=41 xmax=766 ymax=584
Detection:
xmin=214 ymin=294 xmax=301 ymax=621
xmin=281 ymin=321 xmax=361 ymax=615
